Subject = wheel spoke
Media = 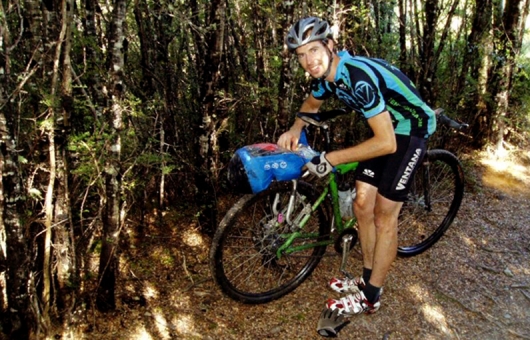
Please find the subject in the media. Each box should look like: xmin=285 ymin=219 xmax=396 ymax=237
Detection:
xmin=398 ymin=150 xmax=464 ymax=256
xmin=210 ymin=182 xmax=329 ymax=303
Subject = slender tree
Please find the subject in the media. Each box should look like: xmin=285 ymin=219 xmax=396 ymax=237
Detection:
xmin=191 ymin=0 xmax=227 ymax=234
xmin=454 ymin=0 xmax=492 ymax=147
xmin=277 ymin=1 xmax=296 ymax=128
xmin=417 ymin=0 xmax=438 ymax=103
xmin=55 ymin=0 xmax=77 ymax=323
xmin=1 ymin=93 xmax=34 ymax=340
xmin=489 ymin=0 xmax=526 ymax=150
xmin=1 ymin=1 xmax=530 ymax=337
xmin=97 ymin=0 xmax=127 ymax=312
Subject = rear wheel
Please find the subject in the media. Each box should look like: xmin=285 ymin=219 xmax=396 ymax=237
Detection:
xmin=397 ymin=149 xmax=464 ymax=256
xmin=210 ymin=181 xmax=330 ymax=304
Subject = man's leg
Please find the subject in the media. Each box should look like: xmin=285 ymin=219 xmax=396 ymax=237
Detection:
xmin=328 ymin=180 xmax=377 ymax=294
xmin=353 ymin=181 xmax=378 ymax=274
xmin=368 ymin=194 xmax=402 ymax=288
xmin=325 ymin=187 xmax=403 ymax=316
xmin=325 ymin=182 xmax=397 ymax=315
xmin=326 ymin=135 xmax=424 ymax=315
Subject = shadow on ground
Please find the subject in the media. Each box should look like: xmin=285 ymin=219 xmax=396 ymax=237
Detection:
xmin=70 ymin=148 xmax=530 ymax=340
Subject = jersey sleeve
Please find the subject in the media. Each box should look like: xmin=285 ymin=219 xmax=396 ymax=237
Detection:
xmin=345 ymin=64 xmax=386 ymax=119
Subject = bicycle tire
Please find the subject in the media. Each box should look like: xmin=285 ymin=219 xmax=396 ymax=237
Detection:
xmin=210 ymin=181 xmax=330 ymax=304
xmin=397 ymin=149 xmax=464 ymax=256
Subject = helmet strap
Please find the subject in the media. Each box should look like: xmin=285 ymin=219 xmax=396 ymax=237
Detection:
xmin=320 ymin=41 xmax=334 ymax=80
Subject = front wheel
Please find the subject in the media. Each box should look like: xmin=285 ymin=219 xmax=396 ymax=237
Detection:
xmin=210 ymin=181 xmax=330 ymax=304
xmin=397 ymin=149 xmax=465 ymax=256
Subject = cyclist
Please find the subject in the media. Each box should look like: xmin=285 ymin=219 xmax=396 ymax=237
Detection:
xmin=278 ymin=17 xmax=436 ymax=318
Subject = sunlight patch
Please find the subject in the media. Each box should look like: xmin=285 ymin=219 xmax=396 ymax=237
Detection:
xmin=143 ymin=282 xmax=159 ymax=299
xmin=130 ymin=326 xmax=155 ymax=340
xmin=152 ymin=312 xmax=171 ymax=339
xmin=481 ymin=157 xmax=528 ymax=178
xmin=421 ymin=304 xmax=452 ymax=336
xmin=182 ymin=228 xmax=205 ymax=247
xmin=171 ymin=290 xmax=192 ymax=307
xmin=461 ymin=236 xmax=475 ymax=247
xmin=478 ymin=146 xmax=530 ymax=195
xmin=408 ymin=284 xmax=428 ymax=302
xmin=173 ymin=313 xmax=202 ymax=338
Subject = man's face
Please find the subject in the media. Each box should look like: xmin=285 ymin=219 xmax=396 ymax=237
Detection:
xmin=295 ymin=40 xmax=331 ymax=78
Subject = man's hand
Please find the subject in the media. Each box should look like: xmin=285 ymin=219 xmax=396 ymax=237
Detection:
xmin=277 ymin=130 xmax=299 ymax=151
xmin=317 ymin=308 xmax=350 ymax=337
xmin=305 ymin=152 xmax=333 ymax=178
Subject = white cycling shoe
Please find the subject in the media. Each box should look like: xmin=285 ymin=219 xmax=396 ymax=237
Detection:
xmin=328 ymin=276 xmax=366 ymax=294
xmin=326 ymin=290 xmax=381 ymax=316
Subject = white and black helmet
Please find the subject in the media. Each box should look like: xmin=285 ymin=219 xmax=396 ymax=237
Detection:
xmin=286 ymin=17 xmax=333 ymax=52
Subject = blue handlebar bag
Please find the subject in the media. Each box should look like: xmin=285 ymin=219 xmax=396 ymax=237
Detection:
xmin=227 ymin=141 xmax=319 ymax=194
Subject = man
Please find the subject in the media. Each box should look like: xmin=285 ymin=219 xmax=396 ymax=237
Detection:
xmin=277 ymin=17 xmax=436 ymax=317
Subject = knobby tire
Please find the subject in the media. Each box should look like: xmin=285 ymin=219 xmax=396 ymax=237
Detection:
xmin=210 ymin=181 xmax=330 ymax=304
xmin=397 ymin=149 xmax=465 ymax=256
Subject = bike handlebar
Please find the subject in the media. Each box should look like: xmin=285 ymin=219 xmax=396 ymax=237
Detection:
xmin=434 ymin=108 xmax=469 ymax=130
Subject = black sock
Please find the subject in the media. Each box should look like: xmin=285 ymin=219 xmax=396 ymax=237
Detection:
xmin=363 ymin=282 xmax=381 ymax=304
xmin=362 ymin=268 xmax=372 ymax=284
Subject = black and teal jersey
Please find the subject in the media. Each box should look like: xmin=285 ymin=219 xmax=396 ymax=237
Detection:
xmin=311 ymin=51 xmax=436 ymax=138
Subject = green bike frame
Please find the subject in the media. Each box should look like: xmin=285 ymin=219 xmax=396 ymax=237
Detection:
xmin=275 ymin=162 xmax=359 ymax=258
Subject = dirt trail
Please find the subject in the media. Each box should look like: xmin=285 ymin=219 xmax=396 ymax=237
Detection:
xmin=79 ymin=148 xmax=530 ymax=340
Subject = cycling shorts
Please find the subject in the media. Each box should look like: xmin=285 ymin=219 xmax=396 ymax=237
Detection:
xmin=355 ymin=135 xmax=427 ymax=202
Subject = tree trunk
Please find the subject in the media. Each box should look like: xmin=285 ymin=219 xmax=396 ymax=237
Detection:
xmin=277 ymin=1 xmax=295 ymax=129
xmin=398 ymin=0 xmax=407 ymax=69
xmin=417 ymin=0 xmax=438 ymax=104
xmin=455 ymin=0 xmax=492 ymax=148
xmin=55 ymin=0 xmax=77 ymax=320
xmin=194 ymin=0 xmax=226 ymax=235
xmin=133 ymin=0 xmax=156 ymax=98
xmin=492 ymin=0 xmax=524 ymax=151
xmin=97 ymin=0 xmax=127 ymax=312
xmin=253 ymin=4 xmax=273 ymax=126
xmin=0 ymin=114 xmax=34 ymax=338
xmin=42 ymin=0 xmax=73 ymax=323
xmin=82 ymin=0 xmax=106 ymax=119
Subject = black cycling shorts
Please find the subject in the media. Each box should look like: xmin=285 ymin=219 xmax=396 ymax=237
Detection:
xmin=355 ymin=135 xmax=427 ymax=202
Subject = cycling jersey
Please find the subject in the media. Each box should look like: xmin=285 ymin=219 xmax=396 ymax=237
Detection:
xmin=311 ymin=51 xmax=436 ymax=138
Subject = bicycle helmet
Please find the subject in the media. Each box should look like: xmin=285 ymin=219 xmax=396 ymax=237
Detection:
xmin=286 ymin=17 xmax=333 ymax=52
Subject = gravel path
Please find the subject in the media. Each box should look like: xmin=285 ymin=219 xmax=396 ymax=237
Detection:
xmin=84 ymin=149 xmax=530 ymax=340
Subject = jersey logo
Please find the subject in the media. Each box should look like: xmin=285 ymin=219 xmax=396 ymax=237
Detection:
xmin=353 ymin=81 xmax=376 ymax=108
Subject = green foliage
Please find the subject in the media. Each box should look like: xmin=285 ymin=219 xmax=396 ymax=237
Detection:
xmin=2 ymin=1 xmax=530 ymax=336
xmin=90 ymin=239 xmax=103 ymax=254
xmin=2 ymin=0 xmax=528 ymax=212
xmin=505 ymin=56 xmax=530 ymax=145
xmin=68 ymin=131 xmax=107 ymax=185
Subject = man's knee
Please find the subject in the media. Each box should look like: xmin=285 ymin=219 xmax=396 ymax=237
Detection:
xmin=373 ymin=215 xmax=397 ymax=233
xmin=353 ymin=197 xmax=374 ymax=221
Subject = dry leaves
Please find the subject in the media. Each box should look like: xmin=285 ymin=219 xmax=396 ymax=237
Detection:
xmin=72 ymin=149 xmax=530 ymax=340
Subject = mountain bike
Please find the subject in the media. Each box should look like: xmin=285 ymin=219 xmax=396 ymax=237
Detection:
xmin=210 ymin=108 xmax=466 ymax=304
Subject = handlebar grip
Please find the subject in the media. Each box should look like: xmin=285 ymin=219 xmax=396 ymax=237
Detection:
xmin=438 ymin=114 xmax=468 ymax=130
xmin=435 ymin=108 xmax=468 ymax=130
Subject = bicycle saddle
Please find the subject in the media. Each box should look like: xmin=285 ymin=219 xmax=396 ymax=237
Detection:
xmin=296 ymin=109 xmax=350 ymax=127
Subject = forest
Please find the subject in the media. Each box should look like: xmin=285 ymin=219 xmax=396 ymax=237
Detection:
xmin=1 ymin=0 xmax=529 ymax=338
